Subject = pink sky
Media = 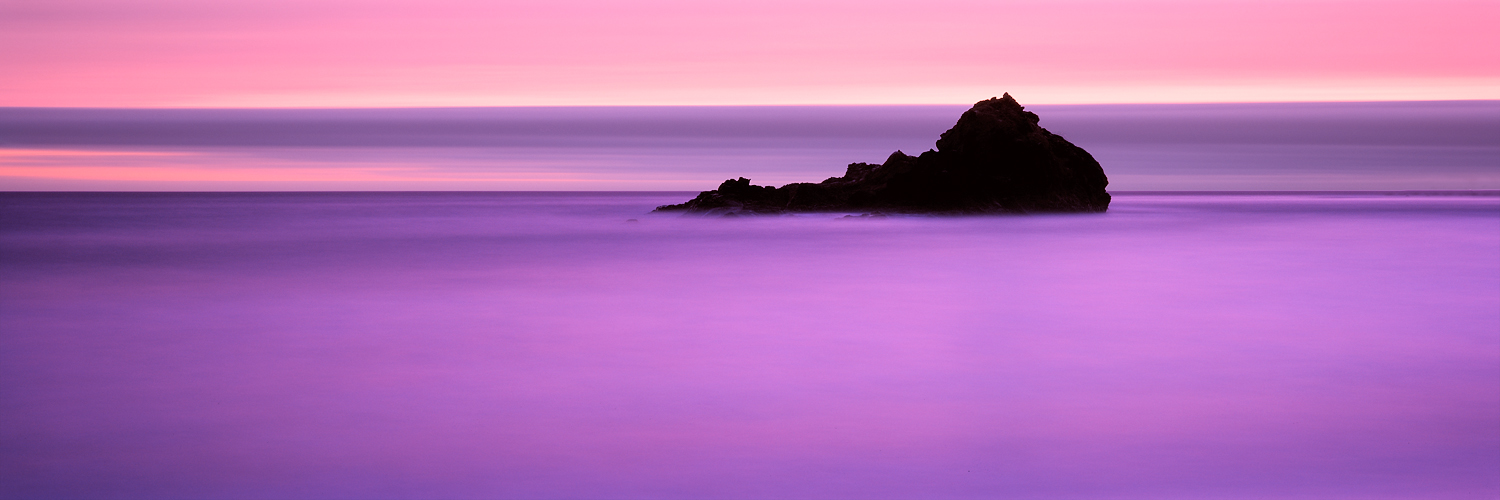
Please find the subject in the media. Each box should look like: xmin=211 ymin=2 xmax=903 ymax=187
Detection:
xmin=3 ymin=0 xmax=1497 ymax=107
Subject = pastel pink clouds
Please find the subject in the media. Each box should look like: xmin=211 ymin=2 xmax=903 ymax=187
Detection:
xmin=2 ymin=0 xmax=1497 ymax=106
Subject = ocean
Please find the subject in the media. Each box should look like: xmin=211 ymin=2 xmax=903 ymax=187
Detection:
xmin=3 ymin=101 xmax=1500 ymax=498
xmin=2 ymin=191 xmax=1497 ymax=499
xmin=3 ymin=101 xmax=1498 ymax=191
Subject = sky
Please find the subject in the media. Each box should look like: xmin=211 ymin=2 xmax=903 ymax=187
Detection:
xmin=1 ymin=0 xmax=1496 ymax=190
xmin=2 ymin=0 xmax=1497 ymax=107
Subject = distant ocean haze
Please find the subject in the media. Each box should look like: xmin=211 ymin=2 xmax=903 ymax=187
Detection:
xmin=1 ymin=101 xmax=1496 ymax=191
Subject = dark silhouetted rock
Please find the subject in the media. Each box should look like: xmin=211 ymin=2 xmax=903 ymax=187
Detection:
xmin=655 ymin=94 xmax=1110 ymax=215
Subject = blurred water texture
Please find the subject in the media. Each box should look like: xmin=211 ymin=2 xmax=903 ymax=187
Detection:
xmin=2 ymin=192 xmax=1497 ymax=499
xmin=2 ymin=101 xmax=1497 ymax=191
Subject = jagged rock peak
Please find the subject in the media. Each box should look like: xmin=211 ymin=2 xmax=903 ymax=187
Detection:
xmin=655 ymin=94 xmax=1110 ymax=215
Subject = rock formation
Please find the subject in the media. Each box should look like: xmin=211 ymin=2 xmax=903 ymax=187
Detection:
xmin=654 ymin=94 xmax=1110 ymax=215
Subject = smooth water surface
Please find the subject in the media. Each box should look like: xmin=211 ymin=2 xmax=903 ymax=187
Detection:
xmin=2 ymin=192 xmax=1498 ymax=499
xmin=4 ymin=101 xmax=1497 ymax=191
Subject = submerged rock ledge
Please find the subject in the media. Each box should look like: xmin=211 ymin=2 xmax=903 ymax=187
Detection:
xmin=655 ymin=94 xmax=1110 ymax=215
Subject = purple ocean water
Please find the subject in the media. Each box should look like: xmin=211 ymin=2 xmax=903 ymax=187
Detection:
xmin=3 ymin=192 xmax=1497 ymax=499
xmin=2 ymin=102 xmax=1499 ymax=499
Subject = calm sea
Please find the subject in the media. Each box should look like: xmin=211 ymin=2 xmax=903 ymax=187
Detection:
xmin=2 ymin=191 xmax=1497 ymax=499
xmin=4 ymin=101 xmax=1498 ymax=191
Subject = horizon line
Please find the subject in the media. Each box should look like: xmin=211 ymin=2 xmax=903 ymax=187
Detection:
xmin=6 ymin=190 xmax=1498 ymax=195
xmin=7 ymin=98 xmax=1500 ymax=111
